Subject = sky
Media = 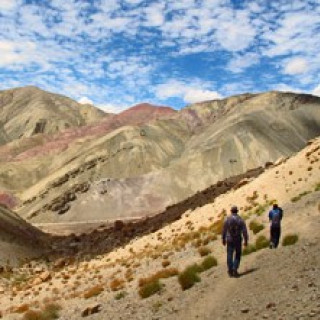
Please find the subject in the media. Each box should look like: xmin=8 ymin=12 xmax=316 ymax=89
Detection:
xmin=0 ymin=0 xmax=319 ymax=112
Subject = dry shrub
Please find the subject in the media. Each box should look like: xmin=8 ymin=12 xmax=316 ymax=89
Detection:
xmin=192 ymin=239 xmax=202 ymax=248
xmin=210 ymin=217 xmax=224 ymax=234
xmin=139 ymin=268 xmax=179 ymax=288
xmin=198 ymin=246 xmax=211 ymax=257
xmin=22 ymin=303 xmax=62 ymax=320
xmin=13 ymin=303 xmax=30 ymax=313
xmin=110 ymin=278 xmax=125 ymax=291
xmin=162 ymin=260 xmax=171 ymax=268
xmin=83 ymin=284 xmax=104 ymax=299
xmin=22 ymin=310 xmax=43 ymax=320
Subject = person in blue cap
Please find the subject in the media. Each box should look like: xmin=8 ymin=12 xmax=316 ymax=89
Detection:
xmin=268 ymin=203 xmax=283 ymax=248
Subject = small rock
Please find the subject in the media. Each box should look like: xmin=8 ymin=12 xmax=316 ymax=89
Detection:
xmin=32 ymin=277 xmax=43 ymax=286
xmin=53 ymin=258 xmax=68 ymax=269
xmin=34 ymin=267 xmax=43 ymax=274
xmin=81 ymin=304 xmax=102 ymax=317
xmin=39 ymin=271 xmax=51 ymax=282
xmin=266 ymin=302 xmax=276 ymax=309
xmin=241 ymin=308 xmax=250 ymax=313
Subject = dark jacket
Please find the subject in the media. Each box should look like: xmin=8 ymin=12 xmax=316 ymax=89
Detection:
xmin=222 ymin=214 xmax=248 ymax=245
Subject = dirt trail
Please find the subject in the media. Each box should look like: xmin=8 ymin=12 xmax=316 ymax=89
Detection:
xmin=172 ymin=217 xmax=320 ymax=320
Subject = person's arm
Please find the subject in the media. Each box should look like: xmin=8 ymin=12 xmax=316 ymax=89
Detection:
xmin=279 ymin=208 xmax=283 ymax=221
xmin=269 ymin=210 xmax=273 ymax=221
xmin=242 ymin=220 xmax=248 ymax=246
xmin=222 ymin=218 xmax=228 ymax=245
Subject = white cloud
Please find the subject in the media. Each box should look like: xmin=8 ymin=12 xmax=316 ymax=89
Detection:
xmin=0 ymin=40 xmax=36 ymax=67
xmin=274 ymin=83 xmax=304 ymax=94
xmin=227 ymin=53 xmax=260 ymax=73
xmin=214 ymin=10 xmax=256 ymax=52
xmin=78 ymin=97 xmax=94 ymax=105
xmin=125 ymin=0 xmax=143 ymax=5
xmin=184 ymin=89 xmax=221 ymax=103
xmin=155 ymin=80 xmax=221 ymax=103
xmin=283 ymin=57 xmax=308 ymax=75
xmin=0 ymin=0 xmax=18 ymax=11
xmin=97 ymin=103 xmax=127 ymax=114
xmin=144 ymin=3 xmax=165 ymax=27
xmin=312 ymin=85 xmax=320 ymax=97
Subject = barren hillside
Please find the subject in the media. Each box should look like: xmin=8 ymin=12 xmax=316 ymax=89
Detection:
xmin=0 ymin=86 xmax=107 ymax=142
xmin=11 ymin=91 xmax=320 ymax=223
xmin=0 ymin=205 xmax=47 ymax=266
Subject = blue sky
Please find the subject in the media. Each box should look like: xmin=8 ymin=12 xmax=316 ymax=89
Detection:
xmin=0 ymin=0 xmax=319 ymax=112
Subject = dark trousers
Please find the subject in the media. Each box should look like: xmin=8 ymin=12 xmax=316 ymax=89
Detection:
xmin=270 ymin=225 xmax=281 ymax=248
xmin=227 ymin=241 xmax=242 ymax=271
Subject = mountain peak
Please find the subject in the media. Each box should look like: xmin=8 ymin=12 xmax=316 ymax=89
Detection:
xmin=121 ymin=102 xmax=176 ymax=114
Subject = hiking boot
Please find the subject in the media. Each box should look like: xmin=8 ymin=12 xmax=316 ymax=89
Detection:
xmin=269 ymin=242 xmax=274 ymax=249
xmin=228 ymin=270 xmax=233 ymax=277
xmin=233 ymin=269 xmax=240 ymax=278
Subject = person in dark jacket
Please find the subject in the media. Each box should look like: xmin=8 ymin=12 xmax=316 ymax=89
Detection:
xmin=222 ymin=206 xmax=248 ymax=277
xmin=268 ymin=203 xmax=283 ymax=248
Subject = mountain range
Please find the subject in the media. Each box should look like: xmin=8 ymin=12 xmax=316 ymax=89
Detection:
xmin=0 ymin=86 xmax=319 ymax=223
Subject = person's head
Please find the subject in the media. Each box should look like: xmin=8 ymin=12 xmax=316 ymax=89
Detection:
xmin=272 ymin=203 xmax=278 ymax=209
xmin=231 ymin=205 xmax=238 ymax=215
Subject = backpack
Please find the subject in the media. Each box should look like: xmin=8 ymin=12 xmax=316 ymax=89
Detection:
xmin=228 ymin=216 xmax=242 ymax=239
xmin=271 ymin=208 xmax=282 ymax=225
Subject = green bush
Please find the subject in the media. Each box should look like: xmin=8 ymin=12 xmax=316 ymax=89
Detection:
xmin=254 ymin=203 xmax=268 ymax=216
xmin=315 ymin=183 xmax=320 ymax=192
xmin=249 ymin=220 xmax=265 ymax=234
xmin=138 ymin=279 xmax=162 ymax=299
xmin=291 ymin=191 xmax=311 ymax=202
xmin=22 ymin=303 xmax=62 ymax=320
xmin=42 ymin=303 xmax=61 ymax=319
xmin=115 ymin=291 xmax=127 ymax=300
xmin=178 ymin=264 xmax=201 ymax=290
xmin=282 ymin=234 xmax=299 ymax=246
xmin=201 ymin=255 xmax=218 ymax=271
xmin=242 ymin=244 xmax=257 ymax=256
xmin=255 ymin=235 xmax=269 ymax=250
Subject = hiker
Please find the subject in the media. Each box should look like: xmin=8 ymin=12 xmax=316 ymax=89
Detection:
xmin=222 ymin=206 xmax=248 ymax=277
xmin=268 ymin=203 xmax=283 ymax=248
